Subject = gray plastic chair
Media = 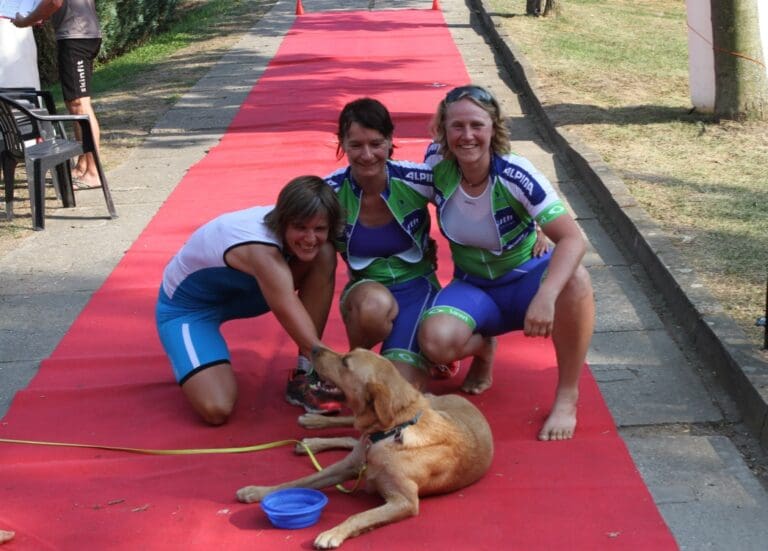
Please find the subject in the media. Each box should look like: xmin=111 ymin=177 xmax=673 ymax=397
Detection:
xmin=0 ymin=88 xmax=70 ymax=208
xmin=0 ymin=93 xmax=117 ymax=230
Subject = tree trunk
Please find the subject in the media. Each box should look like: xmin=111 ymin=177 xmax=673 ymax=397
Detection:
xmin=542 ymin=0 xmax=562 ymax=17
xmin=711 ymin=0 xmax=768 ymax=120
xmin=526 ymin=0 xmax=542 ymax=16
xmin=526 ymin=0 xmax=561 ymax=17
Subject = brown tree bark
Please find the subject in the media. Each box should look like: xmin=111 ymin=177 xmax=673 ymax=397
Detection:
xmin=542 ymin=0 xmax=561 ymax=17
xmin=711 ymin=0 xmax=768 ymax=120
xmin=526 ymin=0 xmax=542 ymax=16
xmin=527 ymin=0 xmax=561 ymax=17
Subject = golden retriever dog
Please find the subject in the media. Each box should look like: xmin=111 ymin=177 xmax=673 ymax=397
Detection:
xmin=237 ymin=347 xmax=493 ymax=549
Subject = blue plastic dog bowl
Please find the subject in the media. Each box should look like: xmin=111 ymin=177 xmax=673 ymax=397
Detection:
xmin=260 ymin=488 xmax=328 ymax=529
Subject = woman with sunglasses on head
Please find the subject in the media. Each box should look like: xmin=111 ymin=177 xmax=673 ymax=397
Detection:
xmin=420 ymin=85 xmax=595 ymax=441
xmin=324 ymin=97 xmax=447 ymax=388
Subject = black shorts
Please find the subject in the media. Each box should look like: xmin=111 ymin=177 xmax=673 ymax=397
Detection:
xmin=57 ymin=38 xmax=101 ymax=101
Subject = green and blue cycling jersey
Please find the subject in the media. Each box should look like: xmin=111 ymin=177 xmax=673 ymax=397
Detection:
xmin=325 ymin=160 xmax=436 ymax=286
xmin=424 ymin=142 xmax=567 ymax=280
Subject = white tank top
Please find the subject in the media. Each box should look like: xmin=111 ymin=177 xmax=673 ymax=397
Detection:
xmin=441 ymin=182 xmax=499 ymax=251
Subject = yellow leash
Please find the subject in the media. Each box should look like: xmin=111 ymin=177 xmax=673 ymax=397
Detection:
xmin=0 ymin=436 xmax=365 ymax=493
xmin=0 ymin=436 xmax=303 ymax=456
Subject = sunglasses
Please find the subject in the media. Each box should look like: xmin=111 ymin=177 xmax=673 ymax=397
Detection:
xmin=445 ymin=85 xmax=494 ymax=104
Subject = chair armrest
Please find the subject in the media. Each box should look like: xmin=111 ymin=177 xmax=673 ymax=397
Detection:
xmin=0 ymin=94 xmax=94 ymax=151
xmin=0 ymin=88 xmax=57 ymax=113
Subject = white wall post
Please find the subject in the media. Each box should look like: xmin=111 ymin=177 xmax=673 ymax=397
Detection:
xmin=685 ymin=0 xmax=716 ymax=112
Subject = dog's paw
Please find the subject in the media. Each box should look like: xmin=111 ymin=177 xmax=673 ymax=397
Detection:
xmin=314 ymin=528 xmax=345 ymax=549
xmin=0 ymin=530 xmax=14 ymax=544
xmin=236 ymin=485 xmax=268 ymax=503
xmin=298 ymin=413 xmax=328 ymax=429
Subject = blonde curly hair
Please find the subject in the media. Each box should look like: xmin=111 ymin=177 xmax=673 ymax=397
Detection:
xmin=429 ymin=85 xmax=511 ymax=161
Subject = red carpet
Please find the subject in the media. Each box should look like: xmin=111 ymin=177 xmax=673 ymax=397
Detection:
xmin=0 ymin=9 xmax=676 ymax=550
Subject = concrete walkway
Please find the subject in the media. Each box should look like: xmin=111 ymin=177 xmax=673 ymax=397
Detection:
xmin=2 ymin=1 xmax=767 ymax=549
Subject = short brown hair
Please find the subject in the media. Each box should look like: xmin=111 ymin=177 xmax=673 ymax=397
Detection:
xmin=264 ymin=175 xmax=343 ymax=238
xmin=336 ymin=97 xmax=395 ymax=159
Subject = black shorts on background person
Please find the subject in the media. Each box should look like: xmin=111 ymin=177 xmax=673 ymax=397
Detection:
xmin=13 ymin=0 xmax=104 ymax=190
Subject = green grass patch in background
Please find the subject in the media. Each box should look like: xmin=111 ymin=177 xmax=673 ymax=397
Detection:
xmin=51 ymin=0 xmax=252 ymax=104
xmin=490 ymin=0 xmax=768 ymax=348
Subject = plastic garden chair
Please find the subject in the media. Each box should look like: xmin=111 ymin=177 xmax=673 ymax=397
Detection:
xmin=0 ymin=93 xmax=116 ymax=230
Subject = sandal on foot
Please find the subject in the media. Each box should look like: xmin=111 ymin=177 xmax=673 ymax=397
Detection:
xmin=428 ymin=360 xmax=460 ymax=379
xmin=72 ymin=177 xmax=101 ymax=190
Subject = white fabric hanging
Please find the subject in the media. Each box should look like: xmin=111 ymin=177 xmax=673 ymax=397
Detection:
xmin=0 ymin=18 xmax=41 ymax=88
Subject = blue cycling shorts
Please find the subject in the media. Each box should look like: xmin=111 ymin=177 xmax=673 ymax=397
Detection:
xmin=423 ymin=252 xmax=551 ymax=336
xmin=341 ymin=274 xmax=439 ymax=367
xmin=155 ymin=273 xmax=270 ymax=384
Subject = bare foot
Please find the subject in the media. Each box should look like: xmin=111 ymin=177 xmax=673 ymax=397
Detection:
xmin=0 ymin=530 xmax=14 ymax=544
xmin=538 ymin=388 xmax=578 ymax=441
xmin=461 ymin=336 xmax=497 ymax=394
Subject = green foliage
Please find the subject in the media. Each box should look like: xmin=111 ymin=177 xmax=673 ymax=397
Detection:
xmin=97 ymin=0 xmax=181 ymax=59
xmin=35 ymin=0 xmax=181 ymax=86
xmin=32 ymin=22 xmax=58 ymax=86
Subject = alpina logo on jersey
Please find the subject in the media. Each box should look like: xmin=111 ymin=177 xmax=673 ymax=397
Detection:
xmin=404 ymin=171 xmax=432 ymax=182
xmin=503 ymin=166 xmax=539 ymax=195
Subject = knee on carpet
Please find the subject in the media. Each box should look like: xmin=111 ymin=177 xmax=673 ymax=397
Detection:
xmin=197 ymin=399 xmax=234 ymax=426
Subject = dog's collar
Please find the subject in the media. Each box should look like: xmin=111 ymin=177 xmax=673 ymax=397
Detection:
xmin=367 ymin=411 xmax=422 ymax=445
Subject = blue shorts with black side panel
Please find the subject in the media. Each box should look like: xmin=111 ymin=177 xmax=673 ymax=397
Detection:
xmin=341 ymin=274 xmax=439 ymax=368
xmin=156 ymin=267 xmax=270 ymax=384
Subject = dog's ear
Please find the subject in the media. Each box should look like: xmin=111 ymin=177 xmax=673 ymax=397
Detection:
xmin=367 ymin=381 xmax=396 ymax=427
xmin=368 ymin=380 xmax=417 ymax=428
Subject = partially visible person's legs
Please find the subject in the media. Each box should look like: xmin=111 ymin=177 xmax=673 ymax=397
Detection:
xmin=156 ymin=282 xmax=270 ymax=425
xmin=66 ymin=95 xmax=101 ymax=186
xmin=341 ymin=280 xmax=398 ymax=349
xmin=421 ymin=257 xmax=594 ymax=440
xmin=157 ymin=310 xmax=239 ymax=425
xmin=0 ymin=528 xmax=14 ymax=544
xmin=341 ymin=276 xmax=439 ymax=387
xmin=181 ymin=363 xmax=237 ymax=426
xmin=477 ymin=254 xmax=593 ymax=440
xmin=538 ymin=264 xmax=594 ymax=441
xmin=378 ymin=276 xmax=440 ymax=389
xmin=419 ymin=313 xmax=497 ymax=394
xmin=419 ymin=279 xmax=503 ymax=394
xmin=57 ymin=38 xmax=102 ymax=188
